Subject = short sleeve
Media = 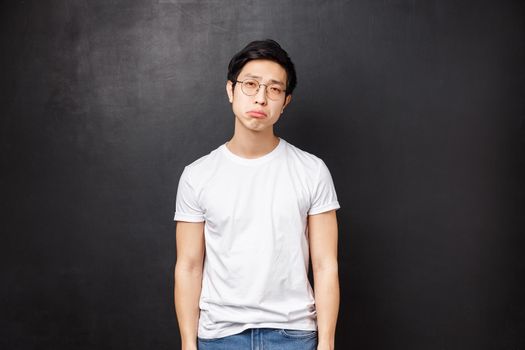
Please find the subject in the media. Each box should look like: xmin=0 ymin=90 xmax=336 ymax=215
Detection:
xmin=174 ymin=166 xmax=205 ymax=222
xmin=308 ymin=159 xmax=341 ymax=215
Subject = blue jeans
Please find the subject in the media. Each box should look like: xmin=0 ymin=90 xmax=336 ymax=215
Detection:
xmin=197 ymin=327 xmax=318 ymax=350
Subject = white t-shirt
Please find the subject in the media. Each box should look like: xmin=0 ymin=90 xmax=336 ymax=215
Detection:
xmin=174 ymin=137 xmax=340 ymax=339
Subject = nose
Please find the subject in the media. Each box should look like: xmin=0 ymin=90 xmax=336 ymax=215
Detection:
xmin=254 ymin=84 xmax=268 ymax=105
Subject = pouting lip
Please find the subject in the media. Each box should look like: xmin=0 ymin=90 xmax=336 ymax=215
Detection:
xmin=247 ymin=110 xmax=267 ymax=117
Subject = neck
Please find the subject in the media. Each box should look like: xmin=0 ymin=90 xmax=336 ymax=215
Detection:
xmin=226 ymin=121 xmax=280 ymax=159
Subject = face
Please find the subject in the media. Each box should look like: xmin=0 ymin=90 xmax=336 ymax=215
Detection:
xmin=226 ymin=59 xmax=292 ymax=133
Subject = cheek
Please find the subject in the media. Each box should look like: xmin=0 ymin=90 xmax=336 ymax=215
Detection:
xmin=231 ymin=98 xmax=248 ymax=118
xmin=232 ymin=99 xmax=243 ymax=112
xmin=270 ymin=104 xmax=284 ymax=117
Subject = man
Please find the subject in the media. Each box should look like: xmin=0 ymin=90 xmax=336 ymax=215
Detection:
xmin=174 ymin=39 xmax=340 ymax=350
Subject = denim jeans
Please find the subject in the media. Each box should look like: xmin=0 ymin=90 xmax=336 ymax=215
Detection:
xmin=197 ymin=327 xmax=318 ymax=350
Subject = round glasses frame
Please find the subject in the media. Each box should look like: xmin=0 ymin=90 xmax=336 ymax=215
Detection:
xmin=235 ymin=79 xmax=286 ymax=100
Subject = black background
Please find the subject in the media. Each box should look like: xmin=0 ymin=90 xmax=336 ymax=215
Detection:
xmin=2 ymin=1 xmax=524 ymax=349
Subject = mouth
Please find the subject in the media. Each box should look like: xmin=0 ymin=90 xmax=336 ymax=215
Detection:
xmin=247 ymin=110 xmax=267 ymax=118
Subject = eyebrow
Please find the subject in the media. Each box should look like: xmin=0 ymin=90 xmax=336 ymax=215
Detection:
xmin=242 ymin=74 xmax=285 ymax=87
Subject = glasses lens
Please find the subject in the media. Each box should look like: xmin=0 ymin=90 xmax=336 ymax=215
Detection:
xmin=241 ymin=80 xmax=259 ymax=96
xmin=240 ymin=80 xmax=285 ymax=100
xmin=267 ymin=85 xmax=284 ymax=100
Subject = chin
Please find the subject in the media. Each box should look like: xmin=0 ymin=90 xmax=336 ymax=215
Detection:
xmin=245 ymin=121 xmax=271 ymax=132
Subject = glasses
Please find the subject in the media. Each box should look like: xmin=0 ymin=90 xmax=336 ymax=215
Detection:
xmin=235 ymin=79 xmax=286 ymax=100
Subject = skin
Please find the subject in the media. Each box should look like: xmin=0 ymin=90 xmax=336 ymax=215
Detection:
xmin=309 ymin=209 xmax=340 ymax=350
xmin=225 ymin=59 xmax=292 ymax=157
xmin=174 ymin=58 xmax=340 ymax=350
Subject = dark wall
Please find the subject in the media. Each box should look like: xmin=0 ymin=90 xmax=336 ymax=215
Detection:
xmin=2 ymin=1 xmax=524 ymax=349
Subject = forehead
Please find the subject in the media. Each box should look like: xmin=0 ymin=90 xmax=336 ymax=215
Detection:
xmin=238 ymin=59 xmax=287 ymax=84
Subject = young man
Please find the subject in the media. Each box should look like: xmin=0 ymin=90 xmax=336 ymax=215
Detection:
xmin=174 ymin=39 xmax=340 ymax=350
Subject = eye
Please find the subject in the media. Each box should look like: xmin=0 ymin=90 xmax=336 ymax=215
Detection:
xmin=244 ymin=80 xmax=258 ymax=88
xmin=269 ymin=86 xmax=283 ymax=94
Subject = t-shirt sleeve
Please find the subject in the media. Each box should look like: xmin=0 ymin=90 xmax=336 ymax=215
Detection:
xmin=173 ymin=166 xmax=205 ymax=222
xmin=307 ymin=159 xmax=341 ymax=215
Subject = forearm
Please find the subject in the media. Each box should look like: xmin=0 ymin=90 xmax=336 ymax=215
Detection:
xmin=174 ymin=263 xmax=203 ymax=349
xmin=313 ymin=264 xmax=340 ymax=349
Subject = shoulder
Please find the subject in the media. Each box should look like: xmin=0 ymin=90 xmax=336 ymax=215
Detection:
xmin=182 ymin=143 xmax=224 ymax=186
xmin=284 ymin=139 xmax=327 ymax=175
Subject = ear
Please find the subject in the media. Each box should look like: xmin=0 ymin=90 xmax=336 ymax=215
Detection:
xmin=226 ymin=80 xmax=234 ymax=103
xmin=281 ymin=94 xmax=292 ymax=113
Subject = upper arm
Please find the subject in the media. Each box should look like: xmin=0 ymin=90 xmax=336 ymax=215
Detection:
xmin=308 ymin=209 xmax=339 ymax=271
xmin=173 ymin=165 xmax=206 ymax=269
xmin=175 ymin=221 xmax=205 ymax=270
xmin=307 ymin=159 xmax=340 ymax=215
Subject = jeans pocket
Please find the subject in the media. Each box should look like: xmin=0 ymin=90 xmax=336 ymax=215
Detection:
xmin=279 ymin=328 xmax=318 ymax=339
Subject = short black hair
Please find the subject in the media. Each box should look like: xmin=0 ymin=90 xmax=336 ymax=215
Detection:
xmin=227 ymin=39 xmax=297 ymax=96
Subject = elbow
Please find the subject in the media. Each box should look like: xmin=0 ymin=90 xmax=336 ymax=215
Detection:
xmin=175 ymin=258 xmax=204 ymax=276
xmin=312 ymin=259 xmax=338 ymax=274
